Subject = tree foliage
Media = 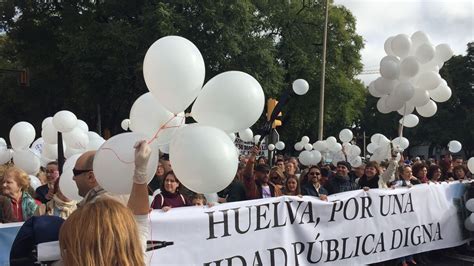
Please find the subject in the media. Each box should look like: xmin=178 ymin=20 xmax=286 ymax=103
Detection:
xmin=0 ymin=0 xmax=365 ymax=146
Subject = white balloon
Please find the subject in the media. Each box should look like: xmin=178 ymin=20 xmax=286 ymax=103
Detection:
xmin=339 ymin=129 xmax=353 ymax=143
xmin=326 ymin=137 xmax=337 ymax=146
xmin=94 ymin=132 xmax=159 ymax=194
xmin=376 ymin=95 xmax=391 ymax=114
xmin=42 ymin=117 xmax=53 ymax=129
xmin=129 ymin=92 xmax=185 ymax=145
xmin=204 ymin=193 xmax=219 ymax=204
xmin=42 ymin=122 xmax=58 ymax=144
xmin=392 ymin=137 xmax=410 ymax=150
xmin=268 ymin=144 xmax=275 ymax=151
xmin=301 ymin=136 xmax=310 ymax=144
xmin=159 ymin=144 xmax=170 ymax=154
xmin=416 ymin=71 xmax=441 ymax=91
xmin=411 ymin=31 xmax=431 ymax=49
xmin=379 ymin=56 xmax=400 ymax=80
xmin=121 ymin=119 xmax=130 ymax=131
xmin=368 ymin=81 xmax=385 ymax=98
xmin=448 ymin=140 xmax=462 ymax=153
xmin=0 ymin=149 xmax=12 ymax=164
xmin=192 ymin=71 xmax=265 ymax=133
xmin=63 ymin=127 xmax=89 ymax=150
xmin=76 ymin=120 xmax=89 ymax=132
xmin=312 ymin=140 xmax=327 ymax=152
xmin=238 ymin=128 xmax=254 ymax=142
xmin=371 ymin=134 xmax=390 ymax=146
xmin=430 ymin=81 xmax=452 ymax=103
xmin=253 ymin=135 xmax=261 ymax=144
xmin=170 ymin=124 xmax=238 ymax=194
xmin=385 ymin=94 xmax=405 ymax=112
xmin=349 ymin=156 xmax=362 ymax=167
xmin=53 ymin=110 xmax=78 ymax=133
xmin=60 ymin=153 xmax=83 ymax=201
xmin=467 ymin=158 xmax=474 ymax=175
xmin=143 ymin=36 xmax=205 ymax=114
xmin=393 ymin=81 xmax=415 ymax=102
xmin=407 ymin=88 xmax=430 ymax=107
xmin=374 ymin=77 xmax=397 ymax=95
xmin=86 ymin=136 xmax=105 ymax=151
xmin=416 ymin=100 xmax=437 ymax=117
xmin=329 ymin=142 xmax=342 ymax=153
xmin=310 ymin=150 xmax=322 ymax=165
xmin=29 ymin=175 xmax=42 ymax=190
xmin=384 ymin=36 xmax=395 ymax=56
xmin=415 ymin=43 xmax=435 ymax=64
xmin=435 ymin=44 xmax=453 ymax=63
xmin=42 ymin=143 xmax=59 ymax=160
xmin=294 ymin=142 xmax=303 ymax=151
xmin=10 ymin=121 xmax=36 ymax=150
xmin=275 ymin=141 xmax=285 ymax=151
xmin=292 ymin=79 xmax=309 ymax=95
xmin=304 ymin=143 xmax=313 ymax=151
xmin=391 ymin=34 xmax=412 ymax=58
xmin=399 ymin=56 xmax=420 ymax=78
xmin=13 ymin=149 xmax=41 ymax=175
xmin=64 ymin=147 xmax=85 ymax=159
xmin=397 ymin=103 xmax=415 ymax=116
xmin=366 ymin=143 xmax=378 ymax=154
xmin=348 ymin=145 xmax=361 ymax=157
xmin=466 ymin=198 xmax=474 ymax=212
xmin=228 ymin=133 xmax=236 ymax=142
xmin=400 ymin=114 xmax=419 ymax=128
xmin=30 ymin=138 xmax=44 ymax=157
xmin=464 ymin=218 xmax=474 ymax=232
xmin=298 ymin=150 xmax=314 ymax=166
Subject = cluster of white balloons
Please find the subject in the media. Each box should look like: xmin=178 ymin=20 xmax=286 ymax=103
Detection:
xmin=1 ymin=113 xmax=105 ymax=176
xmin=295 ymin=129 xmax=363 ymax=167
xmin=267 ymin=141 xmax=285 ymax=151
xmin=370 ymin=31 xmax=454 ymax=127
xmin=96 ymin=36 xmax=266 ymax=194
xmin=366 ymin=133 xmax=408 ymax=163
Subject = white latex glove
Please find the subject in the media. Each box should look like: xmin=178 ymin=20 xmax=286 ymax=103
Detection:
xmin=133 ymin=140 xmax=151 ymax=184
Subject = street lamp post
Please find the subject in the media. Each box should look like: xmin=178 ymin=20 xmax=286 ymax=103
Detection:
xmin=318 ymin=0 xmax=329 ymax=140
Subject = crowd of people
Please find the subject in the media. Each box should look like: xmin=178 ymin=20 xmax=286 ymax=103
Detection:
xmin=0 ymin=142 xmax=472 ymax=265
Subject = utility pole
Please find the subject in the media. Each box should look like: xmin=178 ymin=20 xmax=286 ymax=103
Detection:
xmin=318 ymin=0 xmax=329 ymax=140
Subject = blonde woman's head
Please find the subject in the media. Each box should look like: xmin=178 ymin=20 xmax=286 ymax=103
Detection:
xmin=59 ymin=198 xmax=144 ymax=266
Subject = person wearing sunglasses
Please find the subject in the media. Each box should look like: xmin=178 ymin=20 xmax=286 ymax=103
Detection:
xmin=72 ymin=151 xmax=110 ymax=208
xmin=301 ymin=166 xmax=328 ymax=200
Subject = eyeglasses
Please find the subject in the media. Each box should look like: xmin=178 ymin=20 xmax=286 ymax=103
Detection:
xmin=72 ymin=168 xmax=92 ymax=177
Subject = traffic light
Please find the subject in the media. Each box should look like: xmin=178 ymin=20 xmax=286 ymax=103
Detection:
xmin=266 ymin=98 xmax=282 ymax=129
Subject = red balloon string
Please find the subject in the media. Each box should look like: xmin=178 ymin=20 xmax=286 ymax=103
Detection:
xmin=101 ymin=114 xmax=186 ymax=164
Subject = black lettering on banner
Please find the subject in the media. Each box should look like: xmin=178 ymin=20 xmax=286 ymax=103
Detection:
xmin=252 ymin=251 xmax=262 ymax=266
xmin=272 ymin=202 xmax=287 ymax=228
xmin=206 ymin=210 xmax=231 ymax=240
xmin=379 ymin=195 xmax=390 ymax=216
xmin=392 ymin=194 xmax=404 ymax=215
xmin=329 ymin=200 xmax=343 ymax=222
xmin=300 ymin=201 xmax=315 ymax=224
xmin=411 ymin=225 xmax=421 ymax=246
xmin=268 ymin=247 xmax=288 ymax=266
xmin=285 ymin=200 xmax=304 ymax=224
xmin=203 ymin=260 xmax=223 ymax=266
xmin=326 ymin=239 xmax=339 ymax=262
xmin=422 ymin=223 xmax=433 ymax=244
xmin=391 ymin=229 xmax=403 ymax=250
xmin=403 ymin=227 xmax=410 ymax=247
xmin=362 ymin=234 xmax=375 ymax=255
xmin=227 ymin=255 xmax=247 ymax=266
xmin=340 ymin=237 xmax=353 ymax=260
xmin=307 ymin=241 xmax=324 ymax=263
xmin=353 ymin=235 xmax=362 ymax=257
xmin=292 ymin=242 xmax=305 ymax=266
xmin=233 ymin=207 xmax=252 ymax=234
xmin=434 ymin=222 xmax=443 ymax=240
xmin=374 ymin=233 xmax=385 ymax=253
xmin=255 ymin=203 xmax=271 ymax=231
xmin=360 ymin=196 xmax=373 ymax=219
xmin=404 ymin=193 xmax=414 ymax=213
xmin=344 ymin=197 xmax=359 ymax=220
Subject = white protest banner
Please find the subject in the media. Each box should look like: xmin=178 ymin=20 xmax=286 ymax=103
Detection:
xmin=148 ymin=182 xmax=472 ymax=265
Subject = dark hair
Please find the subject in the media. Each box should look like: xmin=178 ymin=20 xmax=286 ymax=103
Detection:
xmin=427 ymin=165 xmax=440 ymax=180
xmin=320 ymin=168 xmax=330 ymax=177
xmin=46 ymin=161 xmax=58 ymax=166
xmin=365 ymin=161 xmax=380 ymax=175
xmin=411 ymin=163 xmax=428 ymax=178
xmin=284 ymin=175 xmax=300 ymax=196
xmin=301 ymin=166 xmax=321 ymax=186
xmin=160 ymin=171 xmax=181 ymax=192
xmin=190 ymin=193 xmax=207 ymax=204
xmin=453 ymin=165 xmax=467 ymax=179
xmin=337 ymin=161 xmax=351 ymax=170
xmin=255 ymin=164 xmax=270 ymax=173
xmin=276 ymin=159 xmax=284 ymax=164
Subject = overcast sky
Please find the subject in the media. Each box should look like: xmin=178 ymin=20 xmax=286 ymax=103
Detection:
xmin=332 ymin=0 xmax=473 ymax=84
